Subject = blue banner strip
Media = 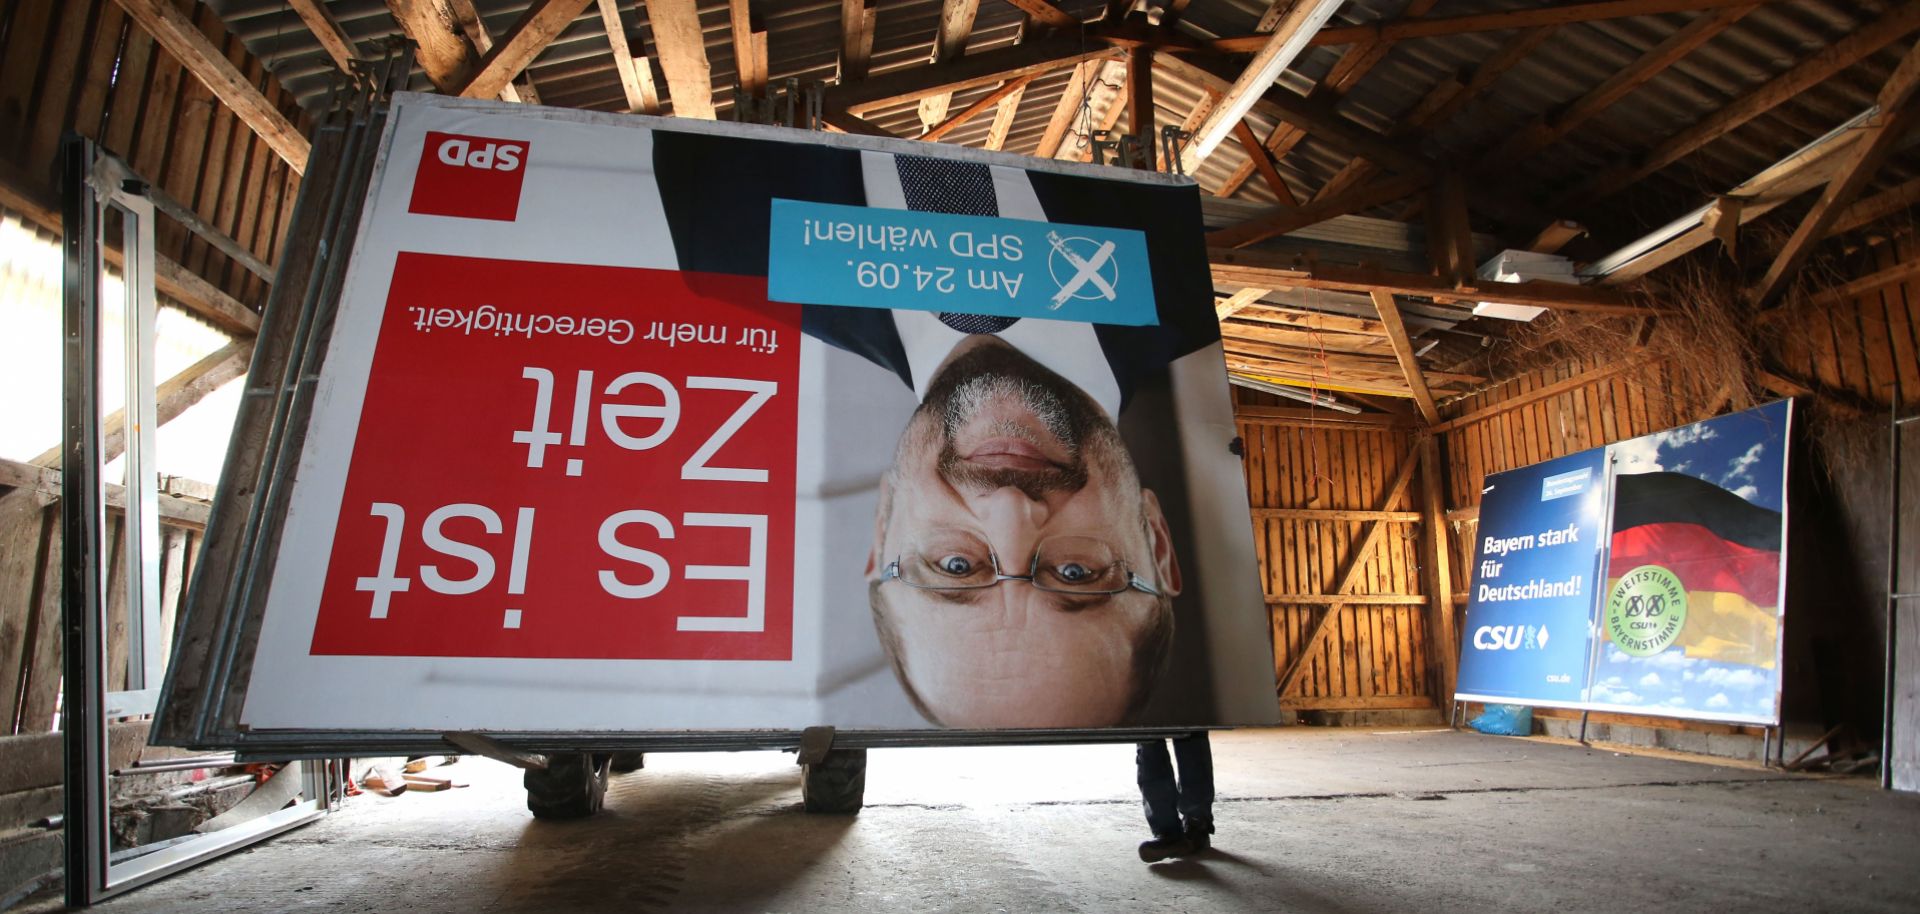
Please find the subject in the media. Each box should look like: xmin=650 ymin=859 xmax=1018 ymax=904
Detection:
xmin=765 ymin=198 xmax=1158 ymax=326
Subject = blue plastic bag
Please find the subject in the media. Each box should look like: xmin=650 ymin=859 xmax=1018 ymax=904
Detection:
xmin=1468 ymin=704 xmax=1533 ymax=736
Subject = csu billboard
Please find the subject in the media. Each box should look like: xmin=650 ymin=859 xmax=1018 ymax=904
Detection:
xmin=1454 ymin=400 xmax=1792 ymax=725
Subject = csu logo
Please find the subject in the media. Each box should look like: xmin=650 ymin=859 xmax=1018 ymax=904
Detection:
xmin=1473 ymin=624 xmax=1550 ymax=651
xmin=408 ymin=131 xmax=530 ymax=222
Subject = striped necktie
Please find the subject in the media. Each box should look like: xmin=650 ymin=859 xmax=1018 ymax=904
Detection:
xmin=895 ymin=155 xmax=1020 ymax=335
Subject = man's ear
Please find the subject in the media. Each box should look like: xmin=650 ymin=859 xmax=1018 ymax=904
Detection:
xmin=1140 ymin=489 xmax=1182 ymax=597
xmin=866 ymin=476 xmax=891 ymax=578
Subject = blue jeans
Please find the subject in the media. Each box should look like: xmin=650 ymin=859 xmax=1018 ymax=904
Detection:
xmin=1136 ymin=732 xmax=1213 ymax=838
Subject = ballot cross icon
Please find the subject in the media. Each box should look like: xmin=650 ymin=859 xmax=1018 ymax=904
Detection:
xmin=1046 ymin=231 xmax=1119 ymax=309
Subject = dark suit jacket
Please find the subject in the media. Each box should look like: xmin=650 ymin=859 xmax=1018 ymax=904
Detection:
xmin=648 ymin=129 xmax=1222 ymax=413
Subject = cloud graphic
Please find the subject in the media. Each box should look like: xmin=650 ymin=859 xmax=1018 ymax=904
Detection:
xmin=1699 ymin=667 xmax=1765 ymax=690
xmin=1723 ymin=441 xmax=1765 ymax=486
xmin=1639 ymin=672 xmax=1662 ymax=688
xmin=1706 ymin=693 xmax=1731 ymax=709
xmin=1613 ymin=423 xmax=1721 ymax=477
xmin=1603 ymin=676 xmax=1624 ymax=687
xmin=1667 ymin=697 xmax=1688 ymax=706
xmin=1732 ymin=484 xmax=1759 ymax=500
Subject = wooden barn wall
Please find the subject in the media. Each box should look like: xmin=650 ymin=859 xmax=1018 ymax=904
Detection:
xmin=0 ymin=0 xmax=310 ymax=310
xmin=0 ymin=482 xmax=208 ymax=735
xmin=1234 ymin=392 xmax=1441 ymax=712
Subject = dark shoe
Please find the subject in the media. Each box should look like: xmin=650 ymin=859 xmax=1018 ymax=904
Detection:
xmin=1183 ymin=821 xmax=1212 ymax=853
xmin=1138 ymin=835 xmax=1193 ymax=862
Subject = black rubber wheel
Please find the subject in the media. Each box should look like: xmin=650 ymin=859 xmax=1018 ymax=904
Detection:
xmin=609 ymin=752 xmax=646 ymax=773
xmin=525 ymin=753 xmax=610 ymax=819
xmin=801 ymin=748 xmax=866 ymax=814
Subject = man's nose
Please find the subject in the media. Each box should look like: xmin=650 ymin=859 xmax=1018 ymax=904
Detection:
xmin=976 ymin=483 xmax=1050 ymax=533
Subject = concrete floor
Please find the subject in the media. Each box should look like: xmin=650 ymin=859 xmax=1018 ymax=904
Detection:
xmin=35 ymin=728 xmax=1920 ymax=913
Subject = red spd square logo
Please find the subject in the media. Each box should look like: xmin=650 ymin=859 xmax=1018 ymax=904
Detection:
xmin=408 ymin=131 xmax=529 ymax=222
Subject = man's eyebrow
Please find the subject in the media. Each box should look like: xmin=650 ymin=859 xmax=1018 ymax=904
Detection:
xmin=927 ymin=588 xmax=989 ymax=606
xmin=1043 ymin=591 xmax=1111 ymax=614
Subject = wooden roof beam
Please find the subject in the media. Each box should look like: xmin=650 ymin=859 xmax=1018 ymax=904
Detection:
xmin=834 ymin=36 xmax=1118 ymax=114
xmin=1563 ymin=1 xmax=1920 ymax=210
xmin=597 ymin=0 xmax=661 ymax=113
xmin=1210 ymin=247 xmax=1654 ymax=314
xmin=840 ymin=0 xmax=876 ymax=82
xmin=984 ymin=74 xmax=1027 ymax=150
xmin=288 ymin=0 xmax=361 ymax=74
xmin=387 ymin=0 xmax=480 ymax=93
xmin=645 ymin=0 xmax=716 ymax=119
xmin=1370 ymin=290 xmax=1440 ymax=425
xmin=114 ymin=0 xmax=310 ymax=173
xmin=1033 ymin=59 xmax=1095 ymax=158
xmin=730 ymin=0 xmax=769 ymax=95
xmin=1218 ymin=0 xmax=1773 ymax=50
xmin=1181 ymin=0 xmax=1345 ymax=171
xmin=1000 ymin=0 xmax=1078 ymax=31
xmin=1828 ymin=174 xmax=1920 ymax=238
xmin=1230 ymin=118 xmax=1296 ymax=204
xmin=1752 ymin=38 xmax=1920 ymax=308
xmin=916 ymin=0 xmax=980 ymax=132
xmin=1485 ymin=4 xmax=1757 ymax=169
xmin=457 ymin=0 xmax=594 ymax=101
xmin=920 ymin=74 xmax=1035 ymax=142
xmin=1209 ymin=173 xmax=1430 ymax=248
xmin=447 ymin=0 xmax=542 ymax=103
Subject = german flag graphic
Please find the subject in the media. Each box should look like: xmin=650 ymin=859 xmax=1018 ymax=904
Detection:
xmin=1606 ymin=472 xmax=1782 ymax=669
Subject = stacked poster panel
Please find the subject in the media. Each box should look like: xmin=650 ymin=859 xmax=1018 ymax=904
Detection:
xmin=1454 ymin=450 xmax=1610 ymax=709
xmin=1454 ymin=400 xmax=1792 ymax=725
xmin=189 ymin=93 xmax=1278 ymax=735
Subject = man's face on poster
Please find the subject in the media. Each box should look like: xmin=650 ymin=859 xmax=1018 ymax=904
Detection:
xmin=867 ymin=336 xmax=1182 ymax=728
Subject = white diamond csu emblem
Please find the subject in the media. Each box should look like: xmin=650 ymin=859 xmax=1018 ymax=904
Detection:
xmin=1538 ymin=625 xmax=1550 ymax=649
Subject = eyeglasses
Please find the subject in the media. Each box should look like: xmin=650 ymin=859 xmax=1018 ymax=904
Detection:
xmin=881 ymin=533 xmax=1160 ymax=596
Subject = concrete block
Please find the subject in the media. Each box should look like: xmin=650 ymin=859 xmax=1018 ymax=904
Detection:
xmin=0 ymin=787 xmax=61 ymax=832
xmin=0 ymin=829 xmax=61 ymax=893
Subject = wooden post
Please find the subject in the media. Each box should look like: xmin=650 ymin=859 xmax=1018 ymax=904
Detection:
xmin=1419 ymin=435 xmax=1457 ymax=703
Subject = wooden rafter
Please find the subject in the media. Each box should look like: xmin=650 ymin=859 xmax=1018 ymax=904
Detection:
xmin=30 ymin=342 xmax=254 ymax=469
xmin=447 ymin=0 xmax=541 ymax=103
xmin=1369 ymin=291 xmax=1440 ymax=425
xmin=1034 ymin=60 xmax=1094 ymax=158
xmin=597 ymin=0 xmax=661 ymax=113
xmin=1129 ymin=48 xmax=1155 ymax=163
xmin=1159 ymin=54 xmax=1432 ymax=180
xmin=1484 ymin=4 xmax=1757 ymax=170
xmin=840 ymin=0 xmax=876 ymax=82
xmin=387 ymin=0 xmax=480 ymax=93
xmin=1829 ymin=175 xmax=1920 ymax=238
xmin=1001 ymin=0 xmax=1077 ymax=31
xmin=832 ymin=35 xmax=1116 ymax=114
xmin=984 ymin=80 xmax=1026 ymax=151
xmin=1076 ymin=59 xmax=1129 ymax=162
xmin=1215 ymin=0 xmax=1439 ymax=199
xmin=1210 ymin=248 xmax=1652 ymax=314
xmin=921 ymin=75 xmax=1035 ymax=142
xmin=457 ymin=0 xmax=593 ymax=101
xmin=917 ymin=0 xmax=980 ymax=132
xmin=729 ymin=0 xmax=769 ymax=94
xmin=646 ymin=0 xmax=716 ymax=119
xmin=113 ymin=0 xmax=310 ymax=173
xmin=1180 ymin=0 xmax=1342 ymax=173
xmin=1216 ymin=287 xmax=1268 ymax=319
xmin=1752 ymin=38 xmax=1920 ymax=307
xmin=1210 ymin=172 xmax=1430 ymax=248
xmin=1255 ymin=0 xmax=1772 ymax=49
xmin=1425 ymin=172 xmax=1475 ymax=286
xmin=287 ymin=0 xmax=360 ymax=73
xmin=1230 ymin=118 xmax=1295 ymax=204
xmin=1311 ymin=76 xmax=1462 ymax=203
xmin=1274 ymin=446 xmax=1420 ymax=697
xmin=1563 ymin=2 xmax=1920 ymax=210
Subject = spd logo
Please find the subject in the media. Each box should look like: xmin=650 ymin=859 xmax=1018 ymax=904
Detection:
xmin=408 ymin=131 xmax=530 ymax=222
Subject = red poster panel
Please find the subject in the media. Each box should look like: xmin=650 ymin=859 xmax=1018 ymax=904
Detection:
xmin=309 ymin=252 xmax=800 ymax=660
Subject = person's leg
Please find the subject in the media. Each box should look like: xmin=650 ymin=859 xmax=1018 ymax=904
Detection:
xmin=1135 ymin=739 xmax=1183 ymax=839
xmin=1171 ymin=732 xmax=1215 ymax=844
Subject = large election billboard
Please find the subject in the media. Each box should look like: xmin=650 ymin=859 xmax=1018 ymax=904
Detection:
xmin=221 ymin=94 xmax=1277 ymax=734
xmin=1455 ymin=449 xmax=1610 ymax=709
xmin=1454 ymin=400 xmax=1792 ymax=725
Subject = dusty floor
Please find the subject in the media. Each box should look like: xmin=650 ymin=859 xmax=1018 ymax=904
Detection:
xmin=36 ymin=728 xmax=1920 ymax=913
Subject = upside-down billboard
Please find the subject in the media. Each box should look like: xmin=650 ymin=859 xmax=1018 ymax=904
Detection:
xmin=234 ymin=94 xmax=1277 ymax=732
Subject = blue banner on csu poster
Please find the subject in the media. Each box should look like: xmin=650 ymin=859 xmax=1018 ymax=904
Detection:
xmin=1455 ymin=448 xmax=1609 ymax=707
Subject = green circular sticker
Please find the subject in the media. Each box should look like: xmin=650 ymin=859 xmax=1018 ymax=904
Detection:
xmin=1606 ymin=564 xmax=1688 ymax=657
